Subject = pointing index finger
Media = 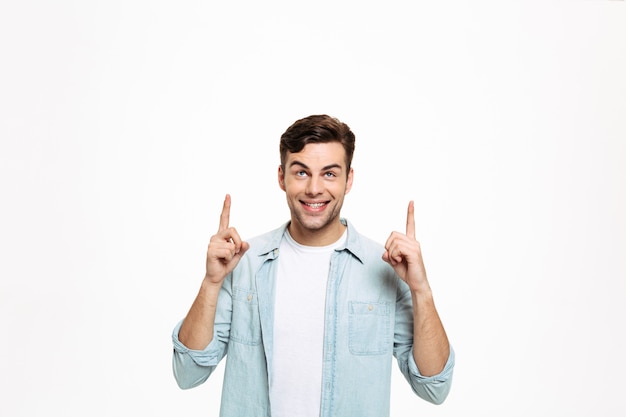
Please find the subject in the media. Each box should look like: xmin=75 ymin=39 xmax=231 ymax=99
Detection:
xmin=218 ymin=194 xmax=231 ymax=232
xmin=406 ymin=200 xmax=416 ymax=239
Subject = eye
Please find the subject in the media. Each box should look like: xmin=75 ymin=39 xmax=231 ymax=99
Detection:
xmin=296 ymin=170 xmax=308 ymax=177
xmin=324 ymin=171 xmax=337 ymax=178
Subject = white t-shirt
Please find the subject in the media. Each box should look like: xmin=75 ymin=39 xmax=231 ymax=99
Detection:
xmin=269 ymin=229 xmax=347 ymax=417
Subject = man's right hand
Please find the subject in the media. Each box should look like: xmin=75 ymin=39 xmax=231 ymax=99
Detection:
xmin=204 ymin=194 xmax=249 ymax=286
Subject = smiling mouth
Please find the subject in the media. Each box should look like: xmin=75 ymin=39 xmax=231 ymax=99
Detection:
xmin=303 ymin=201 xmax=328 ymax=209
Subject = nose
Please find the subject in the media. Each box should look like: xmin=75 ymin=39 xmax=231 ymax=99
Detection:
xmin=305 ymin=175 xmax=323 ymax=196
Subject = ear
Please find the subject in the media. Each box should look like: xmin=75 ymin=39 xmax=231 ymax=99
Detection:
xmin=278 ymin=165 xmax=286 ymax=191
xmin=345 ymin=167 xmax=354 ymax=195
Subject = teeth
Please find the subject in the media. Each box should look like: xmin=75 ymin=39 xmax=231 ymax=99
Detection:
xmin=306 ymin=202 xmax=325 ymax=208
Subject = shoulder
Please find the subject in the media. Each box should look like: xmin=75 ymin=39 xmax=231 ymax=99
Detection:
xmin=344 ymin=221 xmax=410 ymax=294
xmin=245 ymin=223 xmax=287 ymax=254
xmin=344 ymin=219 xmax=385 ymax=257
xmin=345 ymin=220 xmax=393 ymax=269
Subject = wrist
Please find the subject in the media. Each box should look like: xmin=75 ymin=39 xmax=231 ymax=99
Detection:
xmin=200 ymin=277 xmax=223 ymax=298
xmin=410 ymin=284 xmax=433 ymax=300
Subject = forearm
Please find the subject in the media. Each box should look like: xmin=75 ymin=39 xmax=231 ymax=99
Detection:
xmin=178 ymin=279 xmax=222 ymax=350
xmin=411 ymin=288 xmax=450 ymax=376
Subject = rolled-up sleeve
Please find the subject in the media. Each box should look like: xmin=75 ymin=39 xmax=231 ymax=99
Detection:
xmin=407 ymin=346 xmax=455 ymax=405
xmin=171 ymin=320 xmax=226 ymax=389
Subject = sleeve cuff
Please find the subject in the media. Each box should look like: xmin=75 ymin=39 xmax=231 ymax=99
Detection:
xmin=408 ymin=345 xmax=455 ymax=384
xmin=171 ymin=320 xmax=222 ymax=367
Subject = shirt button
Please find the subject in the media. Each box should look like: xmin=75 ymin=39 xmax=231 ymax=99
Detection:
xmin=247 ymin=294 xmax=253 ymax=301
xmin=368 ymin=304 xmax=374 ymax=311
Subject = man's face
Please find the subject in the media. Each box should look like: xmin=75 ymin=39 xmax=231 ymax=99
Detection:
xmin=278 ymin=142 xmax=354 ymax=245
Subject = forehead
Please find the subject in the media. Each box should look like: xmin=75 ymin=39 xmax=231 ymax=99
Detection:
xmin=285 ymin=142 xmax=347 ymax=169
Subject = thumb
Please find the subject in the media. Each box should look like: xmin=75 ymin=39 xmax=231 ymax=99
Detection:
xmin=236 ymin=241 xmax=250 ymax=257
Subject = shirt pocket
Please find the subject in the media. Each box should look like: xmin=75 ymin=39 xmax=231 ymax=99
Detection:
xmin=230 ymin=286 xmax=262 ymax=346
xmin=348 ymin=301 xmax=392 ymax=355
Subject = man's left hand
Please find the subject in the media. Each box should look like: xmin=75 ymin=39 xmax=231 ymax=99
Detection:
xmin=382 ymin=201 xmax=430 ymax=293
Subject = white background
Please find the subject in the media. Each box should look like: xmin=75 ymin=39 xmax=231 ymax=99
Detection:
xmin=1 ymin=1 xmax=625 ymax=416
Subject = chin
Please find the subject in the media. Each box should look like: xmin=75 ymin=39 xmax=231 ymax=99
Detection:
xmin=291 ymin=212 xmax=327 ymax=230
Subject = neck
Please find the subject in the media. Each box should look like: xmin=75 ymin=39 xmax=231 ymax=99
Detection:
xmin=287 ymin=219 xmax=346 ymax=247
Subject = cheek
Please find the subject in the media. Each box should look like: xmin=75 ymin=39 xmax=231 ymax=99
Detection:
xmin=331 ymin=183 xmax=349 ymax=196
xmin=282 ymin=181 xmax=299 ymax=196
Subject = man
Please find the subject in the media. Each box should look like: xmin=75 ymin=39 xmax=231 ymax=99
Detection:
xmin=172 ymin=114 xmax=455 ymax=416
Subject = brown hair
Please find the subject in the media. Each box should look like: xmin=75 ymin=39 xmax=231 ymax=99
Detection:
xmin=279 ymin=114 xmax=356 ymax=172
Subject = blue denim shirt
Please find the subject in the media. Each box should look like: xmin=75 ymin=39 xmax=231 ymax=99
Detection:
xmin=172 ymin=219 xmax=454 ymax=416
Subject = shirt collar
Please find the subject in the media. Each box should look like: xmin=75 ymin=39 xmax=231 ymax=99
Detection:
xmin=256 ymin=218 xmax=366 ymax=264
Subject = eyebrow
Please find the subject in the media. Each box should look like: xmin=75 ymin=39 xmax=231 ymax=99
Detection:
xmin=289 ymin=161 xmax=343 ymax=171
